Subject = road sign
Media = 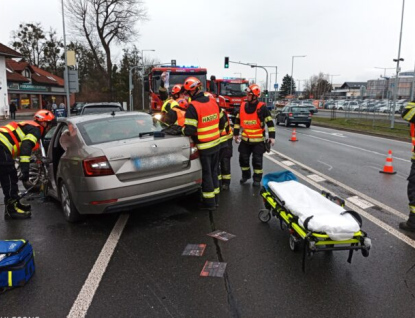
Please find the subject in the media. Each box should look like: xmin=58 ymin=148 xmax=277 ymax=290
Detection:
xmin=274 ymin=84 xmax=278 ymax=89
xmin=64 ymin=70 xmax=79 ymax=93
xmin=171 ymin=60 xmax=176 ymax=67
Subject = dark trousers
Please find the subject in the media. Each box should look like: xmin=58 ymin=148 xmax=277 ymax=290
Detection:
xmin=238 ymin=141 xmax=265 ymax=182
xmin=219 ymin=140 xmax=233 ymax=185
xmin=407 ymin=161 xmax=415 ymax=226
xmin=200 ymin=150 xmax=220 ymax=208
xmin=10 ymin=111 xmax=16 ymax=119
xmin=0 ymin=146 xmax=19 ymax=203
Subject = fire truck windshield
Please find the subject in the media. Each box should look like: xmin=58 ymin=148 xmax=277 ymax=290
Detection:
xmin=220 ymin=82 xmax=249 ymax=97
xmin=152 ymin=73 xmax=207 ymax=93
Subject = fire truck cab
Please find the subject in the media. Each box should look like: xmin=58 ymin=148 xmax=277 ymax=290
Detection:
xmin=207 ymin=77 xmax=249 ymax=115
xmin=146 ymin=66 xmax=207 ymax=113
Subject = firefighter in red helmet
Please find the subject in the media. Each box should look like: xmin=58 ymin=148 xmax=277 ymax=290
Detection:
xmin=233 ymin=84 xmax=275 ymax=186
xmin=0 ymin=110 xmax=55 ymax=219
xmin=182 ymin=76 xmax=222 ymax=210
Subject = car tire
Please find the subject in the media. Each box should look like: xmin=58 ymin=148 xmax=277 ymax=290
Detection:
xmin=285 ymin=118 xmax=290 ymax=127
xmin=59 ymin=180 xmax=84 ymax=223
xmin=276 ymin=119 xmax=279 ymax=126
xmin=306 ymin=123 xmax=311 ymax=128
xmin=295 ymin=123 xmax=298 ymax=127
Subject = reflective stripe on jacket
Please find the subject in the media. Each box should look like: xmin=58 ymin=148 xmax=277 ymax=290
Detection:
xmin=0 ymin=121 xmax=42 ymax=159
xmin=220 ymin=109 xmax=233 ymax=143
xmin=240 ymin=102 xmax=265 ymax=142
xmin=162 ymin=99 xmax=179 ymax=113
xmin=192 ymin=99 xmax=220 ymax=150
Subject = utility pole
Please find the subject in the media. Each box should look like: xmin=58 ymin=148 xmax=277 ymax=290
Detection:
xmin=141 ymin=49 xmax=155 ymax=111
xmin=61 ymin=0 xmax=71 ymax=117
xmin=391 ymin=0 xmax=405 ymax=128
xmin=291 ymin=56 xmax=306 ymax=96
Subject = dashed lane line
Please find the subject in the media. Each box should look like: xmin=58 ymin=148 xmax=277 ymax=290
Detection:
xmin=270 ymin=149 xmax=407 ymax=220
xmin=67 ymin=213 xmax=130 ymax=318
xmin=264 ymin=154 xmax=415 ymax=250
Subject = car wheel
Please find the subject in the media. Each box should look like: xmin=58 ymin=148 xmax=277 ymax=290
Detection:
xmin=276 ymin=119 xmax=279 ymax=126
xmin=285 ymin=118 xmax=290 ymax=127
xmin=59 ymin=180 xmax=83 ymax=223
xmin=306 ymin=123 xmax=311 ymax=128
xmin=295 ymin=123 xmax=298 ymax=127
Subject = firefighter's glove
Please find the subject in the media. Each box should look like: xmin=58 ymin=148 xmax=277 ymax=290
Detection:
xmin=20 ymin=163 xmax=30 ymax=182
xmin=234 ymin=136 xmax=240 ymax=144
xmin=269 ymin=138 xmax=275 ymax=147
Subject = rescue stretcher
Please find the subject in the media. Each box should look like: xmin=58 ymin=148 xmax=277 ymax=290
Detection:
xmin=259 ymin=171 xmax=372 ymax=271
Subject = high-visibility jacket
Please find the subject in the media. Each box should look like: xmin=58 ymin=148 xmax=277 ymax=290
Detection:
xmin=240 ymin=102 xmax=265 ymax=142
xmin=219 ymin=109 xmax=233 ymax=144
xmin=172 ymin=107 xmax=186 ymax=127
xmin=192 ymin=99 xmax=220 ymax=151
xmin=0 ymin=121 xmax=43 ymax=162
xmin=161 ymin=99 xmax=179 ymax=113
xmin=402 ymin=101 xmax=415 ymax=161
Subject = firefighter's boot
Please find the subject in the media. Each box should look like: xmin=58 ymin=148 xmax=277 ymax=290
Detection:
xmin=4 ymin=199 xmax=31 ymax=220
xmin=16 ymin=199 xmax=31 ymax=212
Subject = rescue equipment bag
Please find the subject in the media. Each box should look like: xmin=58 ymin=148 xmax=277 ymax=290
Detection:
xmin=0 ymin=240 xmax=35 ymax=291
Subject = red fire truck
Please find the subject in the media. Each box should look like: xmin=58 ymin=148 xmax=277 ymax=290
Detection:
xmin=146 ymin=65 xmax=207 ymax=113
xmin=207 ymin=77 xmax=249 ymax=115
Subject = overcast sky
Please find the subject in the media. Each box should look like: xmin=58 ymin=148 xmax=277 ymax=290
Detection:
xmin=1 ymin=0 xmax=414 ymax=89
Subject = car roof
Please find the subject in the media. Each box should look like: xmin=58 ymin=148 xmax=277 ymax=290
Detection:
xmin=61 ymin=111 xmax=149 ymax=125
xmin=83 ymin=102 xmax=122 ymax=107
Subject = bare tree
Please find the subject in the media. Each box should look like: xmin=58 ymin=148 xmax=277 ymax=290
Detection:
xmin=66 ymin=0 xmax=147 ymax=99
xmin=303 ymin=72 xmax=332 ymax=99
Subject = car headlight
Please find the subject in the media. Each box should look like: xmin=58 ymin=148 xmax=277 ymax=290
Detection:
xmin=153 ymin=113 xmax=162 ymax=120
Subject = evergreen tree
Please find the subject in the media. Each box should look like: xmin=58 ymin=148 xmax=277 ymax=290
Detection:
xmin=279 ymin=74 xmax=296 ymax=99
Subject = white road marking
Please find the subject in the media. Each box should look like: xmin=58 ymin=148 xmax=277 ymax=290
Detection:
xmin=317 ymin=160 xmax=333 ymax=171
xmin=295 ymin=133 xmax=410 ymax=163
xmin=307 ymin=174 xmax=326 ymax=182
xmin=312 ymin=129 xmax=346 ymax=138
xmin=264 ymin=154 xmax=415 ymax=249
xmin=347 ymin=196 xmax=374 ymax=209
xmin=270 ymin=149 xmax=407 ymax=220
xmin=281 ymin=160 xmax=295 ymax=166
xmin=67 ymin=213 xmax=130 ymax=318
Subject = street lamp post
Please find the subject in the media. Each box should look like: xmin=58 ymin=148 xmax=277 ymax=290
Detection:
xmin=291 ymin=56 xmax=306 ymax=96
xmin=247 ymin=63 xmax=257 ymax=82
xmin=141 ymin=49 xmax=155 ymax=111
xmin=391 ymin=0 xmax=405 ymax=128
xmin=61 ymin=0 xmax=71 ymax=117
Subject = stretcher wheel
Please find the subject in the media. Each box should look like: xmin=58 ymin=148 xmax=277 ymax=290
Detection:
xmin=258 ymin=209 xmax=271 ymax=223
xmin=361 ymin=248 xmax=370 ymax=257
xmin=289 ymin=235 xmax=299 ymax=251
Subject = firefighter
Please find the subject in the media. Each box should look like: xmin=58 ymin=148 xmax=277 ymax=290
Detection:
xmin=0 ymin=110 xmax=55 ymax=219
xmin=165 ymin=98 xmax=189 ymax=127
xmin=161 ymin=84 xmax=185 ymax=116
xmin=218 ymin=108 xmax=233 ymax=190
xmin=182 ymin=76 xmax=221 ymax=210
xmin=399 ymin=100 xmax=415 ymax=232
xmin=233 ymin=84 xmax=275 ymax=187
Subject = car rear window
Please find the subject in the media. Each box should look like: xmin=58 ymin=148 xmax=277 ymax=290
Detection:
xmin=82 ymin=106 xmax=123 ymax=115
xmin=291 ymin=107 xmax=308 ymax=112
xmin=77 ymin=115 xmax=163 ymax=145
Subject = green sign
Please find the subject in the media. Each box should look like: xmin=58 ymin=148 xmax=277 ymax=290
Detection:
xmin=19 ymin=84 xmax=48 ymax=92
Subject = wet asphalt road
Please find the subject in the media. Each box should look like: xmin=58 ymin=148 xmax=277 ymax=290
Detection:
xmin=1 ymin=124 xmax=415 ymax=317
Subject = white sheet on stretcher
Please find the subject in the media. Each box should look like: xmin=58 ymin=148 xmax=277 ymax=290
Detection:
xmin=268 ymin=180 xmax=360 ymax=241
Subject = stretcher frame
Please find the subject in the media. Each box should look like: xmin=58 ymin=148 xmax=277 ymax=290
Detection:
xmin=259 ymin=187 xmax=372 ymax=272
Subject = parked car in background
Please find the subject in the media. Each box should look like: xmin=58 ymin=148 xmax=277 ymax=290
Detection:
xmin=71 ymin=102 xmax=85 ymax=114
xmin=45 ymin=112 xmax=202 ymax=222
xmin=78 ymin=102 xmax=123 ymax=115
xmin=275 ymin=105 xmax=312 ymax=128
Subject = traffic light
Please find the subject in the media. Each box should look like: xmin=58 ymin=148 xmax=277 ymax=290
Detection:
xmin=264 ymin=90 xmax=269 ymax=97
xmin=224 ymin=57 xmax=229 ymax=68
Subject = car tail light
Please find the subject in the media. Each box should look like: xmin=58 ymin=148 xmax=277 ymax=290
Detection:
xmin=309 ymin=112 xmax=312 ymax=117
xmin=90 ymin=199 xmax=118 ymax=205
xmin=190 ymin=142 xmax=199 ymax=160
xmin=83 ymin=156 xmax=114 ymax=177
xmin=289 ymin=113 xmax=293 ymax=117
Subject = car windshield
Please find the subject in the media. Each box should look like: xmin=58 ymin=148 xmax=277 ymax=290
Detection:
xmin=220 ymin=82 xmax=248 ymax=96
xmin=82 ymin=106 xmax=122 ymax=115
xmin=77 ymin=115 xmax=163 ymax=145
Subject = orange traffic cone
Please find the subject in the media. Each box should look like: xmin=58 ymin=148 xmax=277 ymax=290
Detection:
xmin=289 ymin=128 xmax=298 ymax=142
xmin=379 ymin=150 xmax=396 ymax=174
